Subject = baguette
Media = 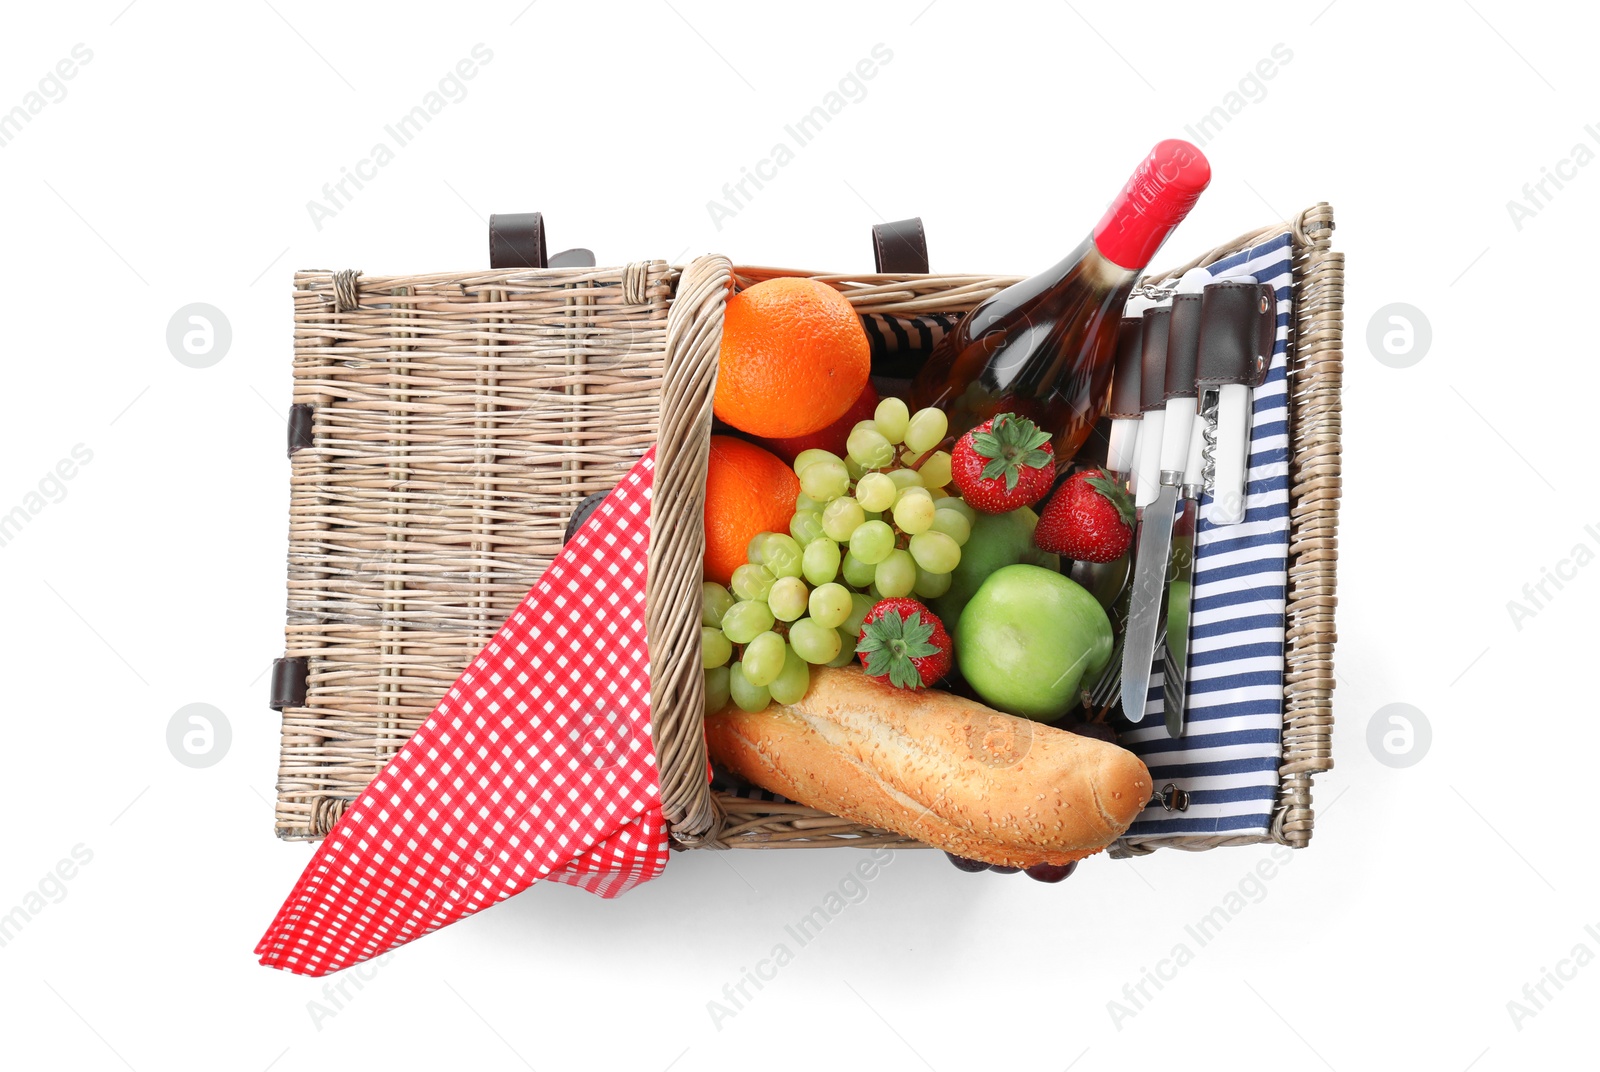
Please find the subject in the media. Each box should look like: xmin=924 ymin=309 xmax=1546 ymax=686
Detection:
xmin=706 ymin=665 xmax=1151 ymax=868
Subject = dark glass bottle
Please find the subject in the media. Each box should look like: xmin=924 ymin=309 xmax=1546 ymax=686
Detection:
xmin=910 ymin=140 xmax=1210 ymax=462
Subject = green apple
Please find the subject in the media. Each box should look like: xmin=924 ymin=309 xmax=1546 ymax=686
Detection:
xmin=955 ymin=564 xmax=1113 ymax=722
xmin=930 ymin=506 xmax=1059 ymax=626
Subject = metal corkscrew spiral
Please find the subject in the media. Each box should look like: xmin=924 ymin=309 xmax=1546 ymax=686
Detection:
xmin=1199 ymin=389 xmax=1220 ymax=495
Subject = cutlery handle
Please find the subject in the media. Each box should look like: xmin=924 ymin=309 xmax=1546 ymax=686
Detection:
xmin=1135 ymin=307 xmax=1171 ymax=506
xmin=1211 ymin=384 xmax=1252 ymax=524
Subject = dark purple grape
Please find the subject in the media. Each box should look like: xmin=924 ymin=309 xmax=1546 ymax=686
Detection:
xmin=1024 ymin=860 xmax=1079 ymax=883
xmin=944 ymin=852 xmax=989 ymax=873
xmin=1060 ymin=720 xmax=1118 ymax=744
xmin=987 ymin=864 xmax=1023 ymax=874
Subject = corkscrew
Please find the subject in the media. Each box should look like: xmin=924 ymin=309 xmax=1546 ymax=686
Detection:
xmin=1193 ymin=280 xmax=1277 ymax=526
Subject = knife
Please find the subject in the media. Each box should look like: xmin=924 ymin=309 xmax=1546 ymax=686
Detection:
xmin=1119 ymin=305 xmax=1175 ymax=723
xmin=1163 ymin=279 xmax=1277 ymax=735
xmin=1070 ymin=315 xmax=1146 ymax=615
xmin=1160 ymin=286 xmax=1206 ymax=737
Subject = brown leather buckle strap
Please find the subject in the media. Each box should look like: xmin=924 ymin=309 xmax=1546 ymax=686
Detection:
xmin=871 ymin=217 xmax=928 ymax=274
xmin=489 ymin=211 xmax=596 ymax=269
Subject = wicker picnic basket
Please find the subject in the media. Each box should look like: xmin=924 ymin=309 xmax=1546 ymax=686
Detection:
xmin=270 ymin=204 xmax=1342 ymax=857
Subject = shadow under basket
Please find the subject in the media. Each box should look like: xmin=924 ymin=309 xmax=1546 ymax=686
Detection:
xmin=271 ymin=204 xmax=1342 ymax=858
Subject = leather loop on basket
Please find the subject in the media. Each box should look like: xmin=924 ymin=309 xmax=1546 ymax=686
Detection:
xmin=872 ymin=217 xmax=928 ymax=273
xmin=269 ymin=657 xmax=309 ymax=711
xmin=648 ymin=254 xmax=731 ymax=846
xmin=331 ymin=269 xmax=362 ymax=312
xmin=489 ymin=211 xmax=548 ymax=269
xmin=287 ymin=404 xmax=314 ymax=456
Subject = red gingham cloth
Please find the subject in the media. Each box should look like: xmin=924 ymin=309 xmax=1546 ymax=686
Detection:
xmin=257 ymin=450 xmax=671 ymax=976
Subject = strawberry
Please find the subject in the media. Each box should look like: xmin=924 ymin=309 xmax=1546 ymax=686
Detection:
xmin=1035 ymin=467 xmax=1136 ymax=563
xmin=855 ymin=598 xmax=952 ymax=690
xmin=950 ymin=413 xmax=1055 ymax=513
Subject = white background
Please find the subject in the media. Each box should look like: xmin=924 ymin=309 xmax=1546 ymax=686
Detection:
xmin=1 ymin=1 xmax=1594 ymax=1068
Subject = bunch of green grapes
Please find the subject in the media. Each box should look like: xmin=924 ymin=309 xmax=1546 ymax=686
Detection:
xmin=701 ymin=398 xmax=974 ymax=714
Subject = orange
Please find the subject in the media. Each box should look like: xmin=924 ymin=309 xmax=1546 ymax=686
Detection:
xmin=715 ymin=277 xmax=871 ymax=439
xmin=702 ymin=435 xmax=799 ymax=586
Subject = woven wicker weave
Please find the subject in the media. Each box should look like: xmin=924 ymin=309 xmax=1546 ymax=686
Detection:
xmin=273 ymin=206 xmax=1341 ymax=856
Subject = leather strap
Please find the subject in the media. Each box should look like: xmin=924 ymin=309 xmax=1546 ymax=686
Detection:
xmin=1196 ymin=281 xmax=1276 ymax=388
xmin=871 ymin=217 xmax=928 ymax=273
xmin=1107 ymin=318 xmax=1143 ymax=420
xmin=1139 ymin=307 xmax=1171 ymax=413
xmin=1163 ymin=293 xmax=1203 ymax=401
xmin=489 ymin=211 xmax=548 ymax=269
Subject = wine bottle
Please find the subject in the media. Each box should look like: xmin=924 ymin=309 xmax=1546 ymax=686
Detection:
xmin=909 ymin=140 xmax=1210 ymax=463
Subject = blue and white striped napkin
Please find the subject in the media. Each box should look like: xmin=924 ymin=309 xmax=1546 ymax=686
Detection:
xmin=1120 ymin=231 xmax=1293 ymax=841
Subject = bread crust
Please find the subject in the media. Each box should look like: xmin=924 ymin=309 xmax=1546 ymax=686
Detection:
xmin=705 ymin=666 xmax=1151 ymax=867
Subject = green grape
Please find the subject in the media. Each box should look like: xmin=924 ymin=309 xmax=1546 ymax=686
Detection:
xmin=704 ymin=666 xmax=731 ymax=714
xmin=827 ymin=629 xmax=858 ymax=667
xmin=763 ymin=534 xmax=803 ymax=579
xmin=862 ymin=510 xmax=884 ymax=524
xmin=905 ymin=407 xmax=949 ymax=453
xmin=789 ymin=617 xmax=843 ymax=665
xmin=874 ymin=397 xmax=910 ymax=444
xmin=731 ymin=563 xmax=775 ymax=602
xmin=843 ymin=592 xmax=876 ymax=637
xmin=702 ymin=582 xmax=735 ymax=627
xmin=795 ymin=491 xmax=824 ymax=513
xmin=800 ymin=457 xmax=850 ymax=502
xmin=790 ymin=509 xmax=825 ymax=545
xmin=840 ymin=550 xmax=876 ymax=588
xmin=728 ymin=661 xmax=771 ymax=712
xmin=808 ymin=582 xmax=852 ymax=629
xmin=875 ymin=549 xmax=917 ymax=598
xmin=821 ymin=497 xmax=866 ymax=542
xmin=847 ymin=422 xmax=895 ymax=469
xmin=768 ymin=576 xmax=809 ymax=621
xmin=849 ymin=520 xmax=896 ymax=565
xmin=909 ymin=530 xmax=961 ymax=574
xmin=918 ymin=450 xmax=954 ymax=489
xmin=702 ymin=626 xmax=733 ymax=669
xmin=747 ymin=531 xmax=778 ymax=565
xmin=913 ymin=568 xmax=952 ymax=599
xmin=845 ymin=456 xmax=867 ymax=482
xmin=721 ymin=599 xmax=774 ymax=644
xmin=928 ymin=508 xmax=971 ymax=545
xmin=742 ymin=631 xmax=786 ymax=687
xmin=887 ymin=467 xmax=924 ymax=491
xmin=768 ymin=645 xmax=810 ymax=705
xmin=927 ymin=487 xmax=950 ymax=501
xmin=793 ymin=449 xmax=839 ymax=475
xmin=934 ymin=496 xmax=976 ymax=524
xmin=855 ymin=471 xmax=897 ymax=512
xmin=802 ymin=538 xmax=842 ymax=586
xmin=893 ymin=487 xmax=936 ymax=534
